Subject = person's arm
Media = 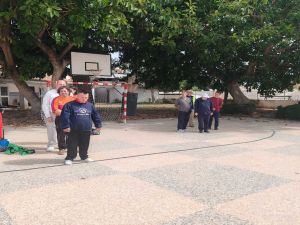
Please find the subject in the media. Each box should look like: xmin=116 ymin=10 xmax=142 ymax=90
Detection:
xmin=91 ymin=105 xmax=102 ymax=131
xmin=51 ymin=96 xmax=62 ymax=116
xmin=175 ymin=99 xmax=179 ymax=110
xmin=42 ymin=91 xmax=51 ymax=118
xmin=60 ymin=103 xmax=71 ymax=132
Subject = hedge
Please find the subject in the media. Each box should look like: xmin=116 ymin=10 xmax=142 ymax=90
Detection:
xmin=276 ymin=103 xmax=300 ymax=120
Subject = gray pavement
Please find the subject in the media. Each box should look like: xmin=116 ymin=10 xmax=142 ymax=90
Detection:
xmin=0 ymin=116 xmax=300 ymax=225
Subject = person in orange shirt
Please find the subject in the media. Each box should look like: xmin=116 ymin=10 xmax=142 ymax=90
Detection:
xmin=52 ymin=86 xmax=75 ymax=155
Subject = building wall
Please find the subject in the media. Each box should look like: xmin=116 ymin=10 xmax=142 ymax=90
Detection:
xmin=0 ymin=79 xmax=48 ymax=107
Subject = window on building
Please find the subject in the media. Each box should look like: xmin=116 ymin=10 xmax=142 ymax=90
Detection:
xmin=0 ymin=87 xmax=8 ymax=106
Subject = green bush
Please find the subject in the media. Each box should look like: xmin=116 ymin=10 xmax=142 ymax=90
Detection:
xmin=221 ymin=103 xmax=256 ymax=115
xmin=276 ymin=103 xmax=300 ymax=120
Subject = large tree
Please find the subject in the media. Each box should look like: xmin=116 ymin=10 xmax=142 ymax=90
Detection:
xmin=120 ymin=0 xmax=300 ymax=104
xmin=0 ymin=0 xmax=42 ymax=112
xmin=0 ymin=0 xmax=147 ymax=110
xmin=119 ymin=0 xmax=203 ymax=91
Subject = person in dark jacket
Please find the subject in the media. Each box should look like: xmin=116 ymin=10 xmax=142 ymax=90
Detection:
xmin=194 ymin=93 xmax=213 ymax=133
xmin=60 ymin=89 xmax=102 ymax=165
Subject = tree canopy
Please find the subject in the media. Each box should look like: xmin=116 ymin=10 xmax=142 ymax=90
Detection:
xmin=1 ymin=0 xmax=300 ymax=110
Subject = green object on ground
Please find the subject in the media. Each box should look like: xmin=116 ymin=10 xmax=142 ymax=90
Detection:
xmin=4 ymin=143 xmax=35 ymax=155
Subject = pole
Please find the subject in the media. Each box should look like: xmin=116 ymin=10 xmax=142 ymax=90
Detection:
xmin=122 ymin=83 xmax=128 ymax=124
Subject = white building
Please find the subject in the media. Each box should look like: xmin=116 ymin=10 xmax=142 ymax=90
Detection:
xmin=0 ymin=79 xmax=48 ymax=108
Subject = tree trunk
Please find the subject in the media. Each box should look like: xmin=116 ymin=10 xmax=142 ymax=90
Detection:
xmin=37 ymin=33 xmax=72 ymax=87
xmin=224 ymin=88 xmax=229 ymax=104
xmin=51 ymin=65 xmax=65 ymax=87
xmin=227 ymin=80 xmax=250 ymax=104
xmin=150 ymin=88 xmax=156 ymax=103
xmin=0 ymin=42 xmax=41 ymax=112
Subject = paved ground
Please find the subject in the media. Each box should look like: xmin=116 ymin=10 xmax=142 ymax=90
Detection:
xmin=0 ymin=116 xmax=300 ymax=225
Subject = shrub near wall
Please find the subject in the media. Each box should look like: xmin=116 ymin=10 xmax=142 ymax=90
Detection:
xmin=276 ymin=104 xmax=300 ymax=120
xmin=221 ymin=102 xmax=256 ymax=115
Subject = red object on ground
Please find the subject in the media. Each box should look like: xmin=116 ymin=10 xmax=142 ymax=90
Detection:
xmin=0 ymin=112 xmax=3 ymax=139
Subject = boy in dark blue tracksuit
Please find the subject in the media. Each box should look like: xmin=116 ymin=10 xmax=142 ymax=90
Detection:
xmin=60 ymin=89 xmax=102 ymax=165
xmin=194 ymin=93 xmax=213 ymax=133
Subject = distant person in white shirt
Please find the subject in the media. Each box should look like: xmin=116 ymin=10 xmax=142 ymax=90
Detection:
xmin=42 ymin=80 xmax=67 ymax=151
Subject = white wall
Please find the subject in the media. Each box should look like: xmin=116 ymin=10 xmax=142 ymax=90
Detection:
xmin=0 ymin=79 xmax=48 ymax=107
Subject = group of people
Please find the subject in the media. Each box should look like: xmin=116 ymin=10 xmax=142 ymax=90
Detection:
xmin=42 ymin=80 xmax=102 ymax=165
xmin=175 ymin=90 xmax=223 ymax=133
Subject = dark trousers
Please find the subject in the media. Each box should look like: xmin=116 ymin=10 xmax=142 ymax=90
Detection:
xmin=177 ymin=111 xmax=190 ymax=130
xmin=209 ymin=111 xmax=220 ymax=129
xmin=198 ymin=114 xmax=210 ymax=132
xmin=65 ymin=130 xmax=91 ymax=160
xmin=55 ymin=117 xmax=67 ymax=150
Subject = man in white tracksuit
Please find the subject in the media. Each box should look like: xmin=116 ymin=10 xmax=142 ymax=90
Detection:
xmin=42 ymin=80 xmax=66 ymax=151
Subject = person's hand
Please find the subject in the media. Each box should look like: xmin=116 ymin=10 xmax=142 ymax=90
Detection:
xmin=56 ymin=109 xmax=62 ymax=116
xmin=96 ymin=128 xmax=101 ymax=132
xmin=63 ymin=128 xmax=71 ymax=133
xmin=46 ymin=117 xmax=53 ymax=123
xmin=194 ymin=112 xmax=198 ymax=116
xmin=210 ymin=112 xmax=213 ymax=115
xmin=213 ymin=108 xmax=216 ymax=111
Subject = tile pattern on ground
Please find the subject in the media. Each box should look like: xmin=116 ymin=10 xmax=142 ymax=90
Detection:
xmin=239 ymin=139 xmax=293 ymax=150
xmin=207 ymin=151 xmax=300 ymax=180
xmin=215 ymin=182 xmax=300 ymax=225
xmin=100 ymin=153 xmax=198 ymax=172
xmin=0 ymin=208 xmax=13 ymax=225
xmin=0 ymin=162 xmax=116 ymax=194
xmin=0 ymin=175 xmax=206 ymax=225
xmin=160 ymin=209 xmax=253 ymax=225
xmin=177 ymin=145 xmax=252 ymax=159
xmin=131 ymin=160 xmax=288 ymax=206
xmin=263 ymin=145 xmax=300 ymax=156
xmin=89 ymin=138 xmax=143 ymax=151
xmin=1 ymin=118 xmax=300 ymax=225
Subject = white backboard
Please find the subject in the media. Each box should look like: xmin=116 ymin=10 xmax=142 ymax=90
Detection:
xmin=71 ymin=52 xmax=112 ymax=77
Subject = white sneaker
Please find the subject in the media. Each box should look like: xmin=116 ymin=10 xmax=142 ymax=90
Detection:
xmin=46 ymin=146 xmax=55 ymax=152
xmin=83 ymin=158 xmax=94 ymax=163
xmin=64 ymin=160 xmax=73 ymax=165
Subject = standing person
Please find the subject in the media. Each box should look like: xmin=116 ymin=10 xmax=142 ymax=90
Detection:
xmin=175 ymin=90 xmax=191 ymax=132
xmin=186 ymin=90 xmax=195 ymax=127
xmin=209 ymin=91 xmax=223 ymax=130
xmin=42 ymin=80 xmax=67 ymax=151
xmin=60 ymin=89 xmax=102 ymax=165
xmin=195 ymin=93 xmax=213 ymax=133
xmin=51 ymin=86 xmax=75 ymax=155
xmin=0 ymin=108 xmax=4 ymax=139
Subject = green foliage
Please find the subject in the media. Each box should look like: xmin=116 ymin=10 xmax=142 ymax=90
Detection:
xmin=276 ymin=104 xmax=300 ymax=120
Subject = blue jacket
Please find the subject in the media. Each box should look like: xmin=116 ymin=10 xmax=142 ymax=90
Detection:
xmin=195 ymin=98 xmax=213 ymax=116
xmin=60 ymin=101 xmax=102 ymax=131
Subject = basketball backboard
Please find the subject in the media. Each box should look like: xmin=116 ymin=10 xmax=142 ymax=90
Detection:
xmin=71 ymin=52 xmax=112 ymax=77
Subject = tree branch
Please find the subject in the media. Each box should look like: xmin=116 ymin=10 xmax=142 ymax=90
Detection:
xmin=37 ymin=26 xmax=48 ymax=40
xmin=59 ymin=43 xmax=74 ymax=61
